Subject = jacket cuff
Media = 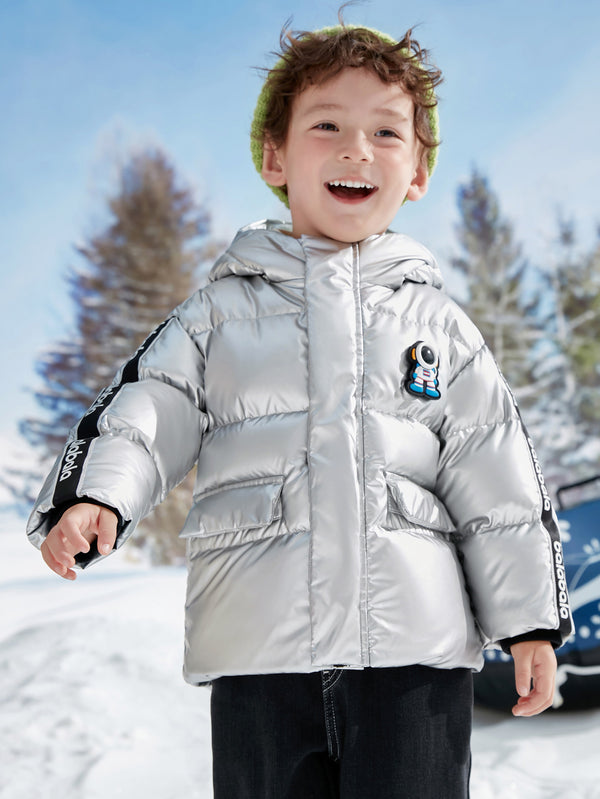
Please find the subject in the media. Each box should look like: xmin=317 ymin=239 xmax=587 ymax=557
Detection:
xmin=500 ymin=629 xmax=563 ymax=655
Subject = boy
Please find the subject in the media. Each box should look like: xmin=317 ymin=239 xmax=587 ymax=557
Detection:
xmin=28 ymin=22 xmax=572 ymax=798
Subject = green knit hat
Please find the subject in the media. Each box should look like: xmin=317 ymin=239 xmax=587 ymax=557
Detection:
xmin=250 ymin=24 xmax=440 ymax=208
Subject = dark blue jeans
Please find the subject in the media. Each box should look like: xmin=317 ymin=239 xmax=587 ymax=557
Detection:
xmin=211 ymin=665 xmax=472 ymax=798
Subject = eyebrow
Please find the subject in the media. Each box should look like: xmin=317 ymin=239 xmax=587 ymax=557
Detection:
xmin=300 ymin=102 xmax=411 ymax=123
xmin=300 ymin=102 xmax=344 ymax=116
xmin=377 ymin=108 xmax=411 ymax=123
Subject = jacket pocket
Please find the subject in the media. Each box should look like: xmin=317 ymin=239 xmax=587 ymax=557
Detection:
xmin=180 ymin=475 xmax=287 ymax=551
xmin=384 ymin=471 xmax=456 ymax=534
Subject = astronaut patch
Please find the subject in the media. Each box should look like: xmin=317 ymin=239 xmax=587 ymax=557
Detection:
xmin=405 ymin=341 xmax=441 ymax=400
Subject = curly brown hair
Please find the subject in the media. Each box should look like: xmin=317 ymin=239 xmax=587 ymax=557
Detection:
xmin=254 ymin=23 xmax=443 ymax=170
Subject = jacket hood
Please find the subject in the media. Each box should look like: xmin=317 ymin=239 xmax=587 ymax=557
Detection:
xmin=209 ymin=220 xmax=443 ymax=291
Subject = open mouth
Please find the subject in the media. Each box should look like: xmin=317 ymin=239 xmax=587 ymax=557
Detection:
xmin=326 ymin=180 xmax=378 ymax=200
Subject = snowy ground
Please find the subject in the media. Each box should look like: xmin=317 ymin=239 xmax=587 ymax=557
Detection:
xmin=2 ymin=511 xmax=600 ymax=799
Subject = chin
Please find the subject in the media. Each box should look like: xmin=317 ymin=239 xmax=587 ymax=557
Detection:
xmin=330 ymin=232 xmax=360 ymax=244
xmin=330 ymin=227 xmax=386 ymax=244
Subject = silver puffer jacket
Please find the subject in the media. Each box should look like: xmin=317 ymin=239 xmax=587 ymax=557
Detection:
xmin=28 ymin=220 xmax=572 ymax=683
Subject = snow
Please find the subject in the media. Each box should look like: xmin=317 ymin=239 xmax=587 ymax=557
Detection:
xmin=2 ymin=510 xmax=600 ymax=798
xmin=0 ymin=513 xmax=212 ymax=799
xmin=0 ymin=433 xmax=36 ymax=508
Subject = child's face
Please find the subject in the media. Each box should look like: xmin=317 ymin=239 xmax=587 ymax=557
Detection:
xmin=262 ymin=67 xmax=429 ymax=243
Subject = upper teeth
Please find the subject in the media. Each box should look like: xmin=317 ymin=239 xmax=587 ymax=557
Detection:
xmin=329 ymin=180 xmax=375 ymax=189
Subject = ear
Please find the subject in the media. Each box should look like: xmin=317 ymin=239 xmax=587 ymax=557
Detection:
xmin=261 ymin=139 xmax=287 ymax=187
xmin=405 ymin=160 xmax=429 ymax=203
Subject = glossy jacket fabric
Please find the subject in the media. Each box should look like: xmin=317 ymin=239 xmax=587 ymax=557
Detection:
xmin=27 ymin=220 xmax=573 ymax=683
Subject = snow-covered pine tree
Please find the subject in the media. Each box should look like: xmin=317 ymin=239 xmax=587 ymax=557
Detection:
xmin=19 ymin=148 xmax=221 ymax=563
xmin=559 ymin=229 xmax=600 ymax=429
xmin=451 ymin=168 xmax=542 ymax=402
xmin=517 ymin=216 xmax=589 ymax=493
xmin=541 ymin=217 xmax=600 ymax=485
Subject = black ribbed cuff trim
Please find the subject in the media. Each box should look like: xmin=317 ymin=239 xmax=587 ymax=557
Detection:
xmin=500 ymin=629 xmax=563 ymax=655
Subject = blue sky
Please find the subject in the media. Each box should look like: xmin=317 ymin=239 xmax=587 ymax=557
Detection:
xmin=1 ymin=0 xmax=599 ymax=449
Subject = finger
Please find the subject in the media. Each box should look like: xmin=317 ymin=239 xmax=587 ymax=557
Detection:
xmin=46 ymin=541 xmax=76 ymax=573
xmin=513 ymin=658 xmax=556 ymax=716
xmin=44 ymin=529 xmax=76 ymax=567
xmin=41 ymin=540 xmax=77 ymax=581
xmin=96 ymin=509 xmax=118 ymax=556
xmin=60 ymin=513 xmax=92 ymax=553
xmin=513 ymin=683 xmax=554 ymax=716
xmin=513 ymin=652 xmax=533 ymax=699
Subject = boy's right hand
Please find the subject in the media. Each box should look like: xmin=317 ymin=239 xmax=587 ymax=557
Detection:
xmin=41 ymin=503 xmax=118 ymax=581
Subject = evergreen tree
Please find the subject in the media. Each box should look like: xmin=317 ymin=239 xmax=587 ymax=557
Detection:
xmin=559 ymin=229 xmax=600 ymax=429
xmin=17 ymin=148 xmax=221 ymax=563
xmin=540 ymin=217 xmax=600 ymax=485
xmin=519 ymin=215 xmax=589 ymax=493
xmin=451 ymin=168 xmax=541 ymax=401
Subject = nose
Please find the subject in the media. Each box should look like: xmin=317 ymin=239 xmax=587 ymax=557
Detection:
xmin=338 ymin=129 xmax=373 ymax=163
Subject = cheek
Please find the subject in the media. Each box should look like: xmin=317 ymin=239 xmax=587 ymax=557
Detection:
xmin=300 ymin=137 xmax=333 ymax=165
xmin=387 ymin=150 xmax=415 ymax=174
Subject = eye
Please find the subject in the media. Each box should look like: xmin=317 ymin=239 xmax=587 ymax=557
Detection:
xmin=375 ymin=128 xmax=399 ymax=138
xmin=314 ymin=122 xmax=338 ymax=132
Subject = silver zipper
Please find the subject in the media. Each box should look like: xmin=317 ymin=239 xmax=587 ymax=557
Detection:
xmin=352 ymin=242 xmax=370 ymax=664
